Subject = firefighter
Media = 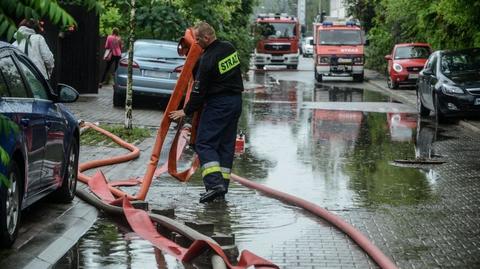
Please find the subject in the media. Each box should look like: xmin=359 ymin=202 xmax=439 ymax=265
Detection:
xmin=169 ymin=22 xmax=243 ymax=203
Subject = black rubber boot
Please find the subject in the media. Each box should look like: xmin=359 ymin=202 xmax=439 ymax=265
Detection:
xmin=199 ymin=185 xmax=226 ymax=203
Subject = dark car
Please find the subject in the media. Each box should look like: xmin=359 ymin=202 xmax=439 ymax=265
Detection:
xmin=417 ymin=48 xmax=480 ymax=123
xmin=113 ymin=39 xmax=185 ymax=107
xmin=0 ymin=42 xmax=80 ymax=247
xmin=385 ymin=43 xmax=432 ymax=89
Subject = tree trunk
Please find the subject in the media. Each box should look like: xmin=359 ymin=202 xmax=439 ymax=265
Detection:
xmin=124 ymin=0 xmax=136 ymax=129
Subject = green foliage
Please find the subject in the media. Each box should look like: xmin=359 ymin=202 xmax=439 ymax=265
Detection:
xmin=102 ymin=0 xmax=257 ymax=73
xmin=0 ymin=0 xmax=101 ymax=41
xmin=135 ymin=2 xmax=189 ymax=41
xmin=345 ymin=0 xmax=480 ymax=72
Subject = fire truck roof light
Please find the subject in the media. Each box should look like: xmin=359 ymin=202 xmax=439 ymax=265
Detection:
xmin=346 ymin=21 xmax=356 ymax=26
xmin=322 ymin=21 xmax=333 ymax=26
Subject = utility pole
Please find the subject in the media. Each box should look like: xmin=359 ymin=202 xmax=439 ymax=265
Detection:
xmin=297 ymin=0 xmax=306 ymax=26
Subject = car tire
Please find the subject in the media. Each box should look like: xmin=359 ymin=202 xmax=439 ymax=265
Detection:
xmin=434 ymin=94 xmax=446 ymax=124
xmin=0 ymin=159 xmax=22 ymax=248
xmin=113 ymin=91 xmax=125 ymax=107
xmin=387 ymin=74 xmax=398 ymax=89
xmin=255 ymin=65 xmax=264 ymax=70
xmin=53 ymin=139 xmax=79 ymax=202
xmin=417 ymin=90 xmax=430 ymax=117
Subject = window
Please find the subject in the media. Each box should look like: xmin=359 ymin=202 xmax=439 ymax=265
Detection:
xmin=17 ymin=56 xmax=49 ymax=100
xmin=0 ymin=56 xmax=28 ymax=98
xmin=319 ymin=30 xmax=362 ymax=45
xmin=394 ymin=46 xmax=431 ymax=59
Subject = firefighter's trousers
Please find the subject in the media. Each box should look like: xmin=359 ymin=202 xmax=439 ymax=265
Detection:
xmin=195 ymin=93 xmax=242 ymax=192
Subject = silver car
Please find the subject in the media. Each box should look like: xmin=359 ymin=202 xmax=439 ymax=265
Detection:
xmin=113 ymin=39 xmax=185 ymax=107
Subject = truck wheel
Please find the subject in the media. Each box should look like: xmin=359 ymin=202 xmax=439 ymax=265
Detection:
xmin=0 ymin=160 xmax=21 ymax=248
xmin=113 ymin=91 xmax=125 ymax=107
xmin=353 ymin=74 xmax=364 ymax=82
xmin=255 ymin=65 xmax=264 ymax=70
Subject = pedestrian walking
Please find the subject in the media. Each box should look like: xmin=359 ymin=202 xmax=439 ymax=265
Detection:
xmin=100 ymin=27 xmax=122 ymax=88
xmin=12 ymin=19 xmax=54 ymax=80
xmin=169 ymin=22 xmax=243 ymax=203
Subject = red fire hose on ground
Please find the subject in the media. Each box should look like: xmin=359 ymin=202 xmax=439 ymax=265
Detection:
xmin=76 ymin=28 xmax=398 ymax=269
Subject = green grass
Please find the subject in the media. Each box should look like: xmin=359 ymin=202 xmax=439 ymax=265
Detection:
xmin=81 ymin=124 xmax=152 ymax=147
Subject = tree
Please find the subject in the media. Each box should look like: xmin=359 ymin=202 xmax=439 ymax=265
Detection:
xmin=124 ymin=0 xmax=136 ymax=129
xmin=0 ymin=0 xmax=100 ymax=41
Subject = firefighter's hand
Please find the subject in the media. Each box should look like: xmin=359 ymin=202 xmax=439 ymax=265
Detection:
xmin=169 ymin=109 xmax=186 ymax=121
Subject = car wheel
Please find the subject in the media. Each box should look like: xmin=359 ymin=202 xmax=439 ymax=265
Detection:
xmin=387 ymin=74 xmax=398 ymax=89
xmin=0 ymin=160 xmax=21 ymax=248
xmin=434 ymin=94 xmax=446 ymax=124
xmin=417 ymin=90 xmax=430 ymax=117
xmin=113 ymin=91 xmax=125 ymax=107
xmin=255 ymin=65 xmax=264 ymax=70
xmin=315 ymin=70 xmax=323 ymax=82
xmin=53 ymin=139 xmax=79 ymax=202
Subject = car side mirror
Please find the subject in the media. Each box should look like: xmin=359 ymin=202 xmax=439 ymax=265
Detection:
xmin=56 ymin=83 xmax=79 ymax=103
xmin=422 ymin=69 xmax=433 ymax=76
xmin=364 ymin=39 xmax=369 ymax=46
xmin=384 ymin=55 xmax=392 ymax=61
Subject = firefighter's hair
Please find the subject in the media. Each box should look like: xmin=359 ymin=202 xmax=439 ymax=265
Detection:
xmin=194 ymin=21 xmax=216 ymax=38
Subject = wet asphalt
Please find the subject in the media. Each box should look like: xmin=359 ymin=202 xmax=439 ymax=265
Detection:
xmin=2 ymin=57 xmax=480 ymax=269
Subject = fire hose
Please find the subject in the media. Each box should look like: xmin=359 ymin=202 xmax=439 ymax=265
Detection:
xmin=76 ymin=28 xmax=398 ymax=269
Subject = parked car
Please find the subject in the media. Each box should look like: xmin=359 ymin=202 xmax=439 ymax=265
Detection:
xmin=302 ymin=36 xmax=314 ymax=57
xmin=385 ymin=43 xmax=432 ymax=89
xmin=0 ymin=42 xmax=80 ymax=247
xmin=417 ymin=48 xmax=480 ymax=123
xmin=113 ymin=39 xmax=185 ymax=107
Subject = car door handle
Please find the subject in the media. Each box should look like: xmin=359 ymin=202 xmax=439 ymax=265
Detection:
xmin=20 ymin=118 xmax=30 ymax=127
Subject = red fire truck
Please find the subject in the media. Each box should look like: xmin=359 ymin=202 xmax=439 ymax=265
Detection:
xmin=254 ymin=13 xmax=300 ymax=70
xmin=313 ymin=20 xmax=366 ymax=82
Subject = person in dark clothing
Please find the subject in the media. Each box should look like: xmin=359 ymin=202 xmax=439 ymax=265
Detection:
xmin=169 ymin=22 xmax=243 ymax=203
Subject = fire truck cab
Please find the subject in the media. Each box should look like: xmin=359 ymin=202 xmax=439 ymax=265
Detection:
xmin=254 ymin=13 xmax=300 ymax=70
xmin=313 ymin=20 xmax=366 ymax=82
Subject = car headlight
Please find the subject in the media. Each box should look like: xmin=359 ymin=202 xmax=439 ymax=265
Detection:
xmin=393 ymin=63 xmax=403 ymax=72
xmin=442 ymin=84 xmax=464 ymax=95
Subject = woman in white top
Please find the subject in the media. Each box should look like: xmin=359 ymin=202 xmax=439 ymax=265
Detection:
xmin=12 ymin=19 xmax=54 ymax=80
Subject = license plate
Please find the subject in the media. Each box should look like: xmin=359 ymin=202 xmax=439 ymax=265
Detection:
xmin=144 ymin=70 xmax=169 ymax=78
xmin=272 ymin=55 xmax=283 ymax=60
xmin=338 ymin=58 xmax=352 ymax=64
xmin=409 ymin=73 xmax=419 ymax=79
xmin=475 ymin=98 xmax=480 ymax=105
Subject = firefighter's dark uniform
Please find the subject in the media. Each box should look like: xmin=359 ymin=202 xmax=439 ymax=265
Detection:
xmin=183 ymin=39 xmax=243 ymax=201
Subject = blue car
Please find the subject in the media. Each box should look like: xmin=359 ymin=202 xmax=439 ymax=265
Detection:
xmin=0 ymin=42 xmax=80 ymax=247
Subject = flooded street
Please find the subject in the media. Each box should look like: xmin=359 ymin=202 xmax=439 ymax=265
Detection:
xmin=63 ymin=58 xmax=480 ymax=269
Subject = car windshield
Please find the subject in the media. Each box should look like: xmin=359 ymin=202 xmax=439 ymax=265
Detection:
xmin=306 ymin=38 xmax=313 ymax=45
xmin=258 ymin=22 xmax=297 ymax=38
xmin=441 ymin=50 xmax=480 ymax=74
xmin=318 ymin=30 xmax=362 ymax=45
xmin=394 ymin=46 xmax=430 ymax=59
xmin=134 ymin=43 xmax=184 ymax=59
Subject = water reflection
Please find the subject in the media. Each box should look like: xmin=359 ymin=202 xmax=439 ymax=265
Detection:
xmin=239 ymin=77 xmax=436 ymax=209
